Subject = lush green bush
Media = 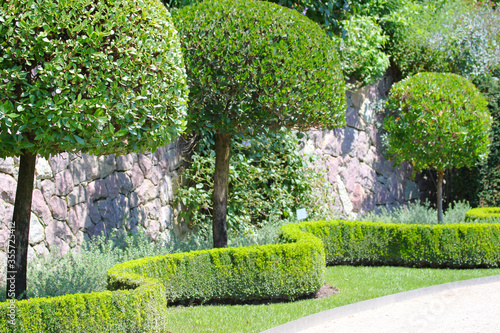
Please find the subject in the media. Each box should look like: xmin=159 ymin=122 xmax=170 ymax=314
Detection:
xmin=0 ymin=282 xmax=167 ymax=333
xmin=108 ymin=226 xmax=325 ymax=304
xmin=177 ymin=129 xmax=316 ymax=237
xmin=465 ymin=207 xmax=500 ymax=223
xmin=300 ymin=220 xmax=500 ymax=268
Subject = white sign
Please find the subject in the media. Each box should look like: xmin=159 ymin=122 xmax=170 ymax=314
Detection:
xmin=296 ymin=208 xmax=308 ymax=221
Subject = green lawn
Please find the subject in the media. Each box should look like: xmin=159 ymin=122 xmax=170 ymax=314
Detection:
xmin=159 ymin=265 xmax=500 ymax=332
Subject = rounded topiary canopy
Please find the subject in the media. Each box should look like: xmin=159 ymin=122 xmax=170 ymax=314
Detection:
xmin=173 ymin=0 xmax=346 ymax=135
xmin=0 ymin=0 xmax=188 ymax=158
xmin=384 ymin=72 xmax=491 ymax=172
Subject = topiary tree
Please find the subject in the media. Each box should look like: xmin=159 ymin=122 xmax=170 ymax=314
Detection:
xmin=0 ymin=0 xmax=188 ymax=299
xmin=384 ymin=72 xmax=491 ymax=223
xmin=173 ymin=0 xmax=346 ymax=248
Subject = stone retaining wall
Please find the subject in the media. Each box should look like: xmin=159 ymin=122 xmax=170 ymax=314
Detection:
xmin=0 ymin=140 xmax=186 ymax=259
xmin=301 ymin=77 xmax=419 ymax=217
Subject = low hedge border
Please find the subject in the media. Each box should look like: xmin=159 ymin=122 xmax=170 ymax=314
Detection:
xmin=0 ymin=224 xmax=325 ymax=332
xmin=299 ymin=220 xmax=500 ymax=268
xmin=2 ymin=219 xmax=499 ymax=332
xmin=107 ymin=225 xmax=325 ymax=303
xmin=465 ymin=207 xmax=500 ymax=222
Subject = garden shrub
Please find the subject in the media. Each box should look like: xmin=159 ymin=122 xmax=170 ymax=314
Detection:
xmin=177 ymin=128 xmax=315 ymax=238
xmin=0 ymin=282 xmax=167 ymax=333
xmin=107 ymin=226 xmax=325 ymax=303
xmin=298 ymin=220 xmax=500 ymax=268
xmin=465 ymin=207 xmax=500 ymax=223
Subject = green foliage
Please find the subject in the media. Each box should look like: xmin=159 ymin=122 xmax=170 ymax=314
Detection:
xmin=108 ymin=228 xmax=325 ymax=304
xmin=0 ymin=0 xmax=188 ymax=158
xmin=465 ymin=207 xmax=500 ymax=222
xmin=359 ymin=200 xmax=472 ymax=225
xmin=384 ymin=72 xmax=491 ymax=173
xmin=477 ymin=73 xmax=500 ymax=205
xmin=390 ymin=0 xmax=500 ymax=80
xmin=339 ymin=15 xmax=390 ymax=85
xmin=177 ymin=129 xmax=314 ymax=237
xmin=0 ymin=283 xmax=167 ymax=333
xmin=173 ymin=0 xmax=346 ymax=136
xmin=300 ymin=220 xmax=500 ymax=268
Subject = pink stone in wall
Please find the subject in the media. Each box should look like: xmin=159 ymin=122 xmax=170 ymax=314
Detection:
xmin=48 ymin=196 xmax=68 ymax=221
xmin=55 ymin=169 xmax=74 ymax=196
xmin=32 ymin=189 xmax=53 ymax=225
xmin=351 ymin=184 xmax=365 ymax=212
xmin=0 ymin=174 xmax=16 ymax=204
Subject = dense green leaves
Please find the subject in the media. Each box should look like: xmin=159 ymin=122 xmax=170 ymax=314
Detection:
xmin=177 ymin=129 xmax=314 ymax=236
xmin=0 ymin=0 xmax=188 ymax=158
xmin=384 ymin=72 xmax=491 ymax=173
xmin=173 ymin=0 xmax=346 ymax=135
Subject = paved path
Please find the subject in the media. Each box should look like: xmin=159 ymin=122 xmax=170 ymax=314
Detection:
xmin=263 ymin=275 xmax=500 ymax=333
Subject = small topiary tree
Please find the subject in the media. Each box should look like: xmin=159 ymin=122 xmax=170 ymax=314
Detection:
xmin=0 ymin=0 xmax=188 ymax=299
xmin=384 ymin=72 xmax=491 ymax=223
xmin=173 ymin=0 xmax=346 ymax=248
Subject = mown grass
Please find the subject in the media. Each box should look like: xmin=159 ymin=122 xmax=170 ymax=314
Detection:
xmin=159 ymin=265 xmax=500 ymax=332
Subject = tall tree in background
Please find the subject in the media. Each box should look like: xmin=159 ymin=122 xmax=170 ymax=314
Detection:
xmin=174 ymin=0 xmax=346 ymax=248
xmin=384 ymin=72 xmax=491 ymax=223
xmin=0 ymin=0 xmax=188 ymax=299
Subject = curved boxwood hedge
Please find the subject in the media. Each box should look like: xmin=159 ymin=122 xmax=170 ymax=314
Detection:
xmin=298 ymin=220 xmax=500 ymax=268
xmin=2 ymin=219 xmax=499 ymax=331
xmin=0 ymin=224 xmax=325 ymax=332
xmin=465 ymin=207 xmax=500 ymax=222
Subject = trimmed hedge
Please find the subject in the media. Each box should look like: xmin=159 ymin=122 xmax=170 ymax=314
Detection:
xmin=2 ymin=219 xmax=499 ymax=331
xmin=0 ymin=224 xmax=325 ymax=332
xmin=465 ymin=207 xmax=500 ymax=222
xmin=0 ymin=282 xmax=167 ymax=333
xmin=298 ymin=220 xmax=500 ymax=268
xmin=107 ymin=226 xmax=325 ymax=303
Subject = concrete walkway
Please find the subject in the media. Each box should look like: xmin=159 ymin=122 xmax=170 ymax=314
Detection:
xmin=263 ymin=275 xmax=500 ymax=333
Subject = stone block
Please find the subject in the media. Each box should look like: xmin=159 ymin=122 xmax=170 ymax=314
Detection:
xmin=160 ymin=205 xmax=174 ymax=230
xmin=149 ymin=165 xmax=163 ymax=186
xmin=159 ymin=176 xmax=174 ymax=204
xmin=322 ymin=129 xmax=343 ymax=157
xmin=49 ymin=152 xmax=69 ymax=175
xmin=48 ymin=196 xmax=68 ymax=221
xmin=387 ymin=173 xmax=404 ymax=202
xmin=68 ymin=203 xmax=92 ymax=235
xmin=116 ymin=154 xmax=136 ymax=171
xmin=98 ymin=155 xmax=116 ymax=179
xmin=40 ymin=179 xmax=55 ymax=204
xmin=69 ymin=158 xmax=87 ymax=184
xmin=35 ymin=157 xmax=53 ymax=180
xmin=138 ymin=153 xmax=152 ymax=179
xmin=0 ymin=157 xmax=16 ymax=175
xmin=341 ymin=127 xmax=357 ymax=156
xmin=375 ymin=183 xmax=396 ymax=205
xmin=350 ymin=184 xmax=364 ymax=212
xmin=97 ymin=198 xmax=119 ymax=230
xmin=55 ymin=169 xmax=74 ymax=196
xmin=68 ymin=184 xmax=86 ymax=207
xmin=356 ymin=131 xmax=370 ymax=160
xmin=104 ymin=174 xmax=120 ymax=200
xmin=145 ymin=199 xmax=161 ymax=220
xmin=29 ymin=213 xmax=45 ymax=245
xmin=0 ymin=203 xmax=13 ymax=226
xmin=113 ymin=172 xmax=133 ymax=194
xmin=346 ymin=107 xmax=363 ymax=130
xmin=358 ymin=163 xmax=377 ymax=190
xmin=337 ymin=175 xmax=353 ymax=215
xmin=128 ymin=163 xmax=145 ymax=190
xmin=0 ymin=174 xmax=16 ymax=204
xmin=82 ymin=154 xmax=99 ymax=181
xmin=32 ymin=189 xmax=52 ymax=224
xmin=87 ymin=179 xmax=108 ymax=201
xmin=32 ymin=243 xmax=49 ymax=257
xmin=137 ymin=179 xmax=159 ymax=205
xmin=46 ymin=220 xmax=73 ymax=248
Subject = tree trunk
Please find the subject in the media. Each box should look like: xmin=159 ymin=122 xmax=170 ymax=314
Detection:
xmin=212 ymin=132 xmax=231 ymax=248
xmin=436 ymin=170 xmax=445 ymax=224
xmin=6 ymin=150 xmax=36 ymax=300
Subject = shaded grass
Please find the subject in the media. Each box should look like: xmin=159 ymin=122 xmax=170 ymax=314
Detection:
xmin=160 ymin=265 xmax=500 ymax=332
